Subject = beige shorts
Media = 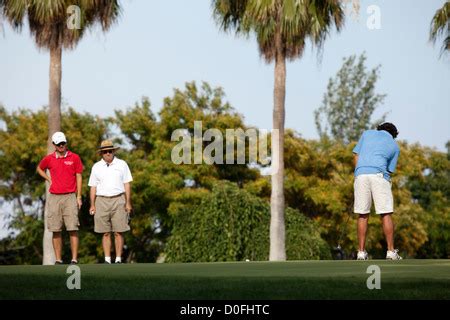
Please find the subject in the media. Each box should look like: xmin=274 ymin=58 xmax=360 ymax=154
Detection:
xmin=94 ymin=194 xmax=130 ymax=233
xmin=354 ymin=173 xmax=394 ymax=214
xmin=47 ymin=193 xmax=79 ymax=232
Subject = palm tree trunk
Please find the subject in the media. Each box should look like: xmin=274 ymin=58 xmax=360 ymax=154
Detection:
xmin=269 ymin=26 xmax=286 ymax=261
xmin=43 ymin=46 xmax=62 ymax=265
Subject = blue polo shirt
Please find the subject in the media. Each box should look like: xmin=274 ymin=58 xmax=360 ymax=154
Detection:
xmin=353 ymin=130 xmax=400 ymax=181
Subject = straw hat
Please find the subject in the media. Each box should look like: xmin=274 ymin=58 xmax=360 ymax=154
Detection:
xmin=97 ymin=140 xmax=120 ymax=153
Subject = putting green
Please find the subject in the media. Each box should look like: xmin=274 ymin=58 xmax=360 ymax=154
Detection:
xmin=0 ymin=260 xmax=449 ymax=299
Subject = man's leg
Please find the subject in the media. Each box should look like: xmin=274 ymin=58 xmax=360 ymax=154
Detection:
xmin=357 ymin=214 xmax=369 ymax=251
xmin=52 ymin=232 xmax=63 ymax=262
xmin=354 ymin=174 xmax=371 ymax=253
xmin=103 ymin=233 xmax=112 ymax=263
xmin=69 ymin=231 xmax=79 ymax=262
xmin=381 ymin=213 xmax=394 ymax=251
xmin=114 ymin=232 xmax=123 ymax=262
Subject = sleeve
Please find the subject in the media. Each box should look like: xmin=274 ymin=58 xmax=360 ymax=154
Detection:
xmin=88 ymin=165 xmax=99 ymax=187
xmin=353 ymin=132 xmax=365 ymax=154
xmin=38 ymin=156 xmax=50 ymax=170
xmin=388 ymin=147 xmax=400 ymax=173
xmin=74 ymin=155 xmax=83 ymax=174
xmin=123 ymin=162 xmax=133 ymax=183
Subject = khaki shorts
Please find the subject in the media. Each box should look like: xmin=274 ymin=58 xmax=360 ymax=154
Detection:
xmin=94 ymin=194 xmax=130 ymax=233
xmin=354 ymin=173 xmax=394 ymax=214
xmin=47 ymin=193 xmax=79 ymax=232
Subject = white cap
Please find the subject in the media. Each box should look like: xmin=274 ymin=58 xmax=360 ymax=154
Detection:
xmin=52 ymin=132 xmax=67 ymax=145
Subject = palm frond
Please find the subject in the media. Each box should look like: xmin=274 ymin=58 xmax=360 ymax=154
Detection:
xmin=430 ymin=1 xmax=450 ymax=56
xmin=1 ymin=0 xmax=28 ymax=30
xmin=212 ymin=0 xmax=249 ymax=34
xmin=83 ymin=0 xmax=121 ymax=31
xmin=430 ymin=1 xmax=449 ymax=42
xmin=212 ymin=0 xmax=344 ymax=62
xmin=0 ymin=0 xmax=121 ymax=50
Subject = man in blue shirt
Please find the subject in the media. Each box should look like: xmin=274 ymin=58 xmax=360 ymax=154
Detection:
xmin=353 ymin=122 xmax=402 ymax=260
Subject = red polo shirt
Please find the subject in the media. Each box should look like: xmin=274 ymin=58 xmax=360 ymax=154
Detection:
xmin=39 ymin=151 xmax=83 ymax=194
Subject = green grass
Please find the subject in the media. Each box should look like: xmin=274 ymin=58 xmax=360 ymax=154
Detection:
xmin=0 ymin=260 xmax=449 ymax=299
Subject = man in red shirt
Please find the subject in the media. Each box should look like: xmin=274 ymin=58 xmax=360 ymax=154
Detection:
xmin=37 ymin=132 xmax=83 ymax=264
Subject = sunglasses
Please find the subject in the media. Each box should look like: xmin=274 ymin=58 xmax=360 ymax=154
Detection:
xmin=55 ymin=142 xmax=66 ymax=147
xmin=101 ymin=150 xmax=114 ymax=155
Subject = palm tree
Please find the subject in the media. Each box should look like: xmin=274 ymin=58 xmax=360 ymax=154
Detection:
xmin=430 ymin=1 xmax=450 ymax=56
xmin=213 ymin=0 xmax=344 ymax=260
xmin=0 ymin=0 xmax=120 ymax=264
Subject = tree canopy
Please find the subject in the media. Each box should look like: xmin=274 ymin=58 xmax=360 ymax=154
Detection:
xmin=314 ymin=53 xmax=387 ymax=144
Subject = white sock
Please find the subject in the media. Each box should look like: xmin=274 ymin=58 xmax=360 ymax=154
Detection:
xmin=115 ymin=257 xmax=122 ymax=263
xmin=105 ymin=256 xmax=111 ymax=264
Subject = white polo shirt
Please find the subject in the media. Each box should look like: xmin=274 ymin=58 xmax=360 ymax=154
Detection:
xmin=88 ymin=157 xmax=133 ymax=196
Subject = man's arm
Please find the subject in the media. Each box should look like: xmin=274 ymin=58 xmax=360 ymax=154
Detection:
xmin=352 ymin=132 xmax=365 ymax=168
xmin=76 ymin=173 xmax=82 ymax=209
xmin=387 ymin=148 xmax=400 ymax=174
xmin=89 ymin=186 xmax=96 ymax=215
xmin=36 ymin=166 xmax=51 ymax=183
xmin=124 ymin=182 xmax=132 ymax=214
xmin=353 ymin=154 xmax=359 ymax=168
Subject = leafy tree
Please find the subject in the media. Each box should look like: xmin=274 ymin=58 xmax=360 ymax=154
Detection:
xmin=113 ymin=82 xmax=262 ymax=262
xmin=213 ymin=0 xmax=344 ymax=261
xmin=159 ymin=81 xmax=260 ymax=186
xmin=407 ymin=146 xmax=450 ymax=258
xmin=1 ymin=217 xmax=43 ymax=265
xmin=0 ymin=106 xmax=47 ymax=264
xmin=430 ymin=1 xmax=450 ymax=56
xmin=0 ymin=0 xmax=121 ymax=264
xmin=0 ymin=106 xmax=107 ymax=264
xmin=314 ymin=53 xmax=387 ymax=144
xmin=0 ymin=106 xmax=48 ymax=204
xmin=165 ymin=181 xmax=330 ymax=262
xmin=275 ymin=130 xmax=437 ymax=258
xmin=282 ymin=131 xmax=356 ymax=255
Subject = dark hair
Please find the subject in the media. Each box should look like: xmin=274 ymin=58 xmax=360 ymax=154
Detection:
xmin=377 ymin=122 xmax=398 ymax=139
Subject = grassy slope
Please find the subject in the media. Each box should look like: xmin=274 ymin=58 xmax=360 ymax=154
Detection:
xmin=0 ymin=260 xmax=449 ymax=299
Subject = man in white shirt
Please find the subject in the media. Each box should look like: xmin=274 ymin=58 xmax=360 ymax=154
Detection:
xmin=88 ymin=140 xmax=133 ymax=264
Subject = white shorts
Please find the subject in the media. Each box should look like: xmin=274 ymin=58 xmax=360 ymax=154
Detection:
xmin=354 ymin=173 xmax=394 ymax=214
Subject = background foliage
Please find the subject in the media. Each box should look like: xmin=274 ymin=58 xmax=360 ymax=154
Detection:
xmin=165 ymin=181 xmax=330 ymax=262
xmin=1 ymin=80 xmax=448 ymax=264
